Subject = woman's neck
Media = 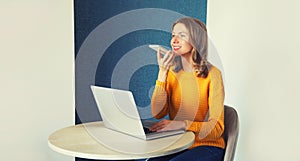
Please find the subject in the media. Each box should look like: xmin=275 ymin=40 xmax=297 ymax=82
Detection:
xmin=181 ymin=54 xmax=193 ymax=72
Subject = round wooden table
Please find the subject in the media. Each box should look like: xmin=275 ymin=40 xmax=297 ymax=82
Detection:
xmin=48 ymin=121 xmax=195 ymax=160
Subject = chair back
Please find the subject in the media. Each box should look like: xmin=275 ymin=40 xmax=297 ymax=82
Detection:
xmin=223 ymin=105 xmax=239 ymax=161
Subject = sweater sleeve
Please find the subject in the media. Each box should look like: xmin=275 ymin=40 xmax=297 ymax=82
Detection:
xmin=151 ymin=80 xmax=170 ymax=119
xmin=185 ymin=68 xmax=225 ymax=139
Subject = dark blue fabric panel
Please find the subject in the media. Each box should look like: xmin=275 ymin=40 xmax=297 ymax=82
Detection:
xmin=74 ymin=0 xmax=207 ymax=160
xmin=75 ymin=0 xmax=207 ymax=121
xmin=74 ymin=0 xmax=207 ymax=56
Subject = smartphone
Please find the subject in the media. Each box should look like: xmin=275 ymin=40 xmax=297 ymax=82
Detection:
xmin=148 ymin=45 xmax=169 ymax=54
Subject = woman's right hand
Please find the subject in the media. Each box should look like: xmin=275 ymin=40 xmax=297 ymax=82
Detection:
xmin=157 ymin=49 xmax=175 ymax=72
xmin=156 ymin=49 xmax=175 ymax=82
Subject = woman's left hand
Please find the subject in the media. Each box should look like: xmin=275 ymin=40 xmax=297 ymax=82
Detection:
xmin=150 ymin=119 xmax=186 ymax=132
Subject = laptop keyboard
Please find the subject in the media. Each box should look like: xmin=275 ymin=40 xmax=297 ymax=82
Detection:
xmin=143 ymin=127 xmax=154 ymax=134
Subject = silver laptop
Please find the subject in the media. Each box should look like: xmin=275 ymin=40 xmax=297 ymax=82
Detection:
xmin=90 ymin=85 xmax=185 ymax=140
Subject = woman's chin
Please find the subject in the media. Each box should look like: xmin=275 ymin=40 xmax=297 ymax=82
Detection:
xmin=172 ymin=50 xmax=180 ymax=56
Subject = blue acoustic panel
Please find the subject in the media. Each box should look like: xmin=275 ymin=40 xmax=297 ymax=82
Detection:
xmin=74 ymin=0 xmax=207 ymax=125
xmin=74 ymin=1 xmax=207 ymax=161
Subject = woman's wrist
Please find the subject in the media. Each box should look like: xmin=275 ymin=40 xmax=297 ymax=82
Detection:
xmin=181 ymin=120 xmax=187 ymax=130
xmin=157 ymin=69 xmax=168 ymax=82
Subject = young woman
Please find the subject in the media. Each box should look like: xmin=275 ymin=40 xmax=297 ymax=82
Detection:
xmin=149 ymin=17 xmax=225 ymax=161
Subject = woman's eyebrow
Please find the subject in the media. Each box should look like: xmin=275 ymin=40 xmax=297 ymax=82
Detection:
xmin=172 ymin=31 xmax=188 ymax=35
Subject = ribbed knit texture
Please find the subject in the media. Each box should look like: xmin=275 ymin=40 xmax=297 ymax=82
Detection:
xmin=151 ymin=66 xmax=225 ymax=149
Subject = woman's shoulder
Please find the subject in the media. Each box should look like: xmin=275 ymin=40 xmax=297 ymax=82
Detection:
xmin=207 ymin=64 xmax=223 ymax=78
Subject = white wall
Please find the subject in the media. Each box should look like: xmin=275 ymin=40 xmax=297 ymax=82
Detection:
xmin=3 ymin=0 xmax=300 ymax=160
xmin=207 ymin=0 xmax=300 ymax=160
xmin=0 ymin=1 xmax=74 ymax=161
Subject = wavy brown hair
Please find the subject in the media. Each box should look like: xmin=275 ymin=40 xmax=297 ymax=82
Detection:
xmin=172 ymin=17 xmax=209 ymax=78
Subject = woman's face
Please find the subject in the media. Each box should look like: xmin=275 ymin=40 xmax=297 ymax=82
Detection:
xmin=170 ymin=23 xmax=193 ymax=56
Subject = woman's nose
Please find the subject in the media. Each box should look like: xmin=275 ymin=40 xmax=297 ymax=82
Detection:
xmin=172 ymin=37 xmax=179 ymax=44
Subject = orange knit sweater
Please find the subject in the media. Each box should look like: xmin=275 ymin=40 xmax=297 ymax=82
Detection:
xmin=151 ymin=66 xmax=225 ymax=149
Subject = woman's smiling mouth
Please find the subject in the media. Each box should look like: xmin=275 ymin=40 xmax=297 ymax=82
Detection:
xmin=172 ymin=46 xmax=181 ymax=51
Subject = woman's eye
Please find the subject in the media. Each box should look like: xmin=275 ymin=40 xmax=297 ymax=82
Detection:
xmin=180 ymin=34 xmax=186 ymax=38
xmin=172 ymin=33 xmax=187 ymax=39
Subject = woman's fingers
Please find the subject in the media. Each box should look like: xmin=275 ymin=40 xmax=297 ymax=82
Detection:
xmin=158 ymin=50 xmax=175 ymax=70
xmin=157 ymin=48 xmax=163 ymax=62
xmin=164 ymin=51 xmax=175 ymax=66
xmin=150 ymin=120 xmax=170 ymax=132
xmin=150 ymin=120 xmax=186 ymax=132
xmin=150 ymin=120 xmax=164 ymax=131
